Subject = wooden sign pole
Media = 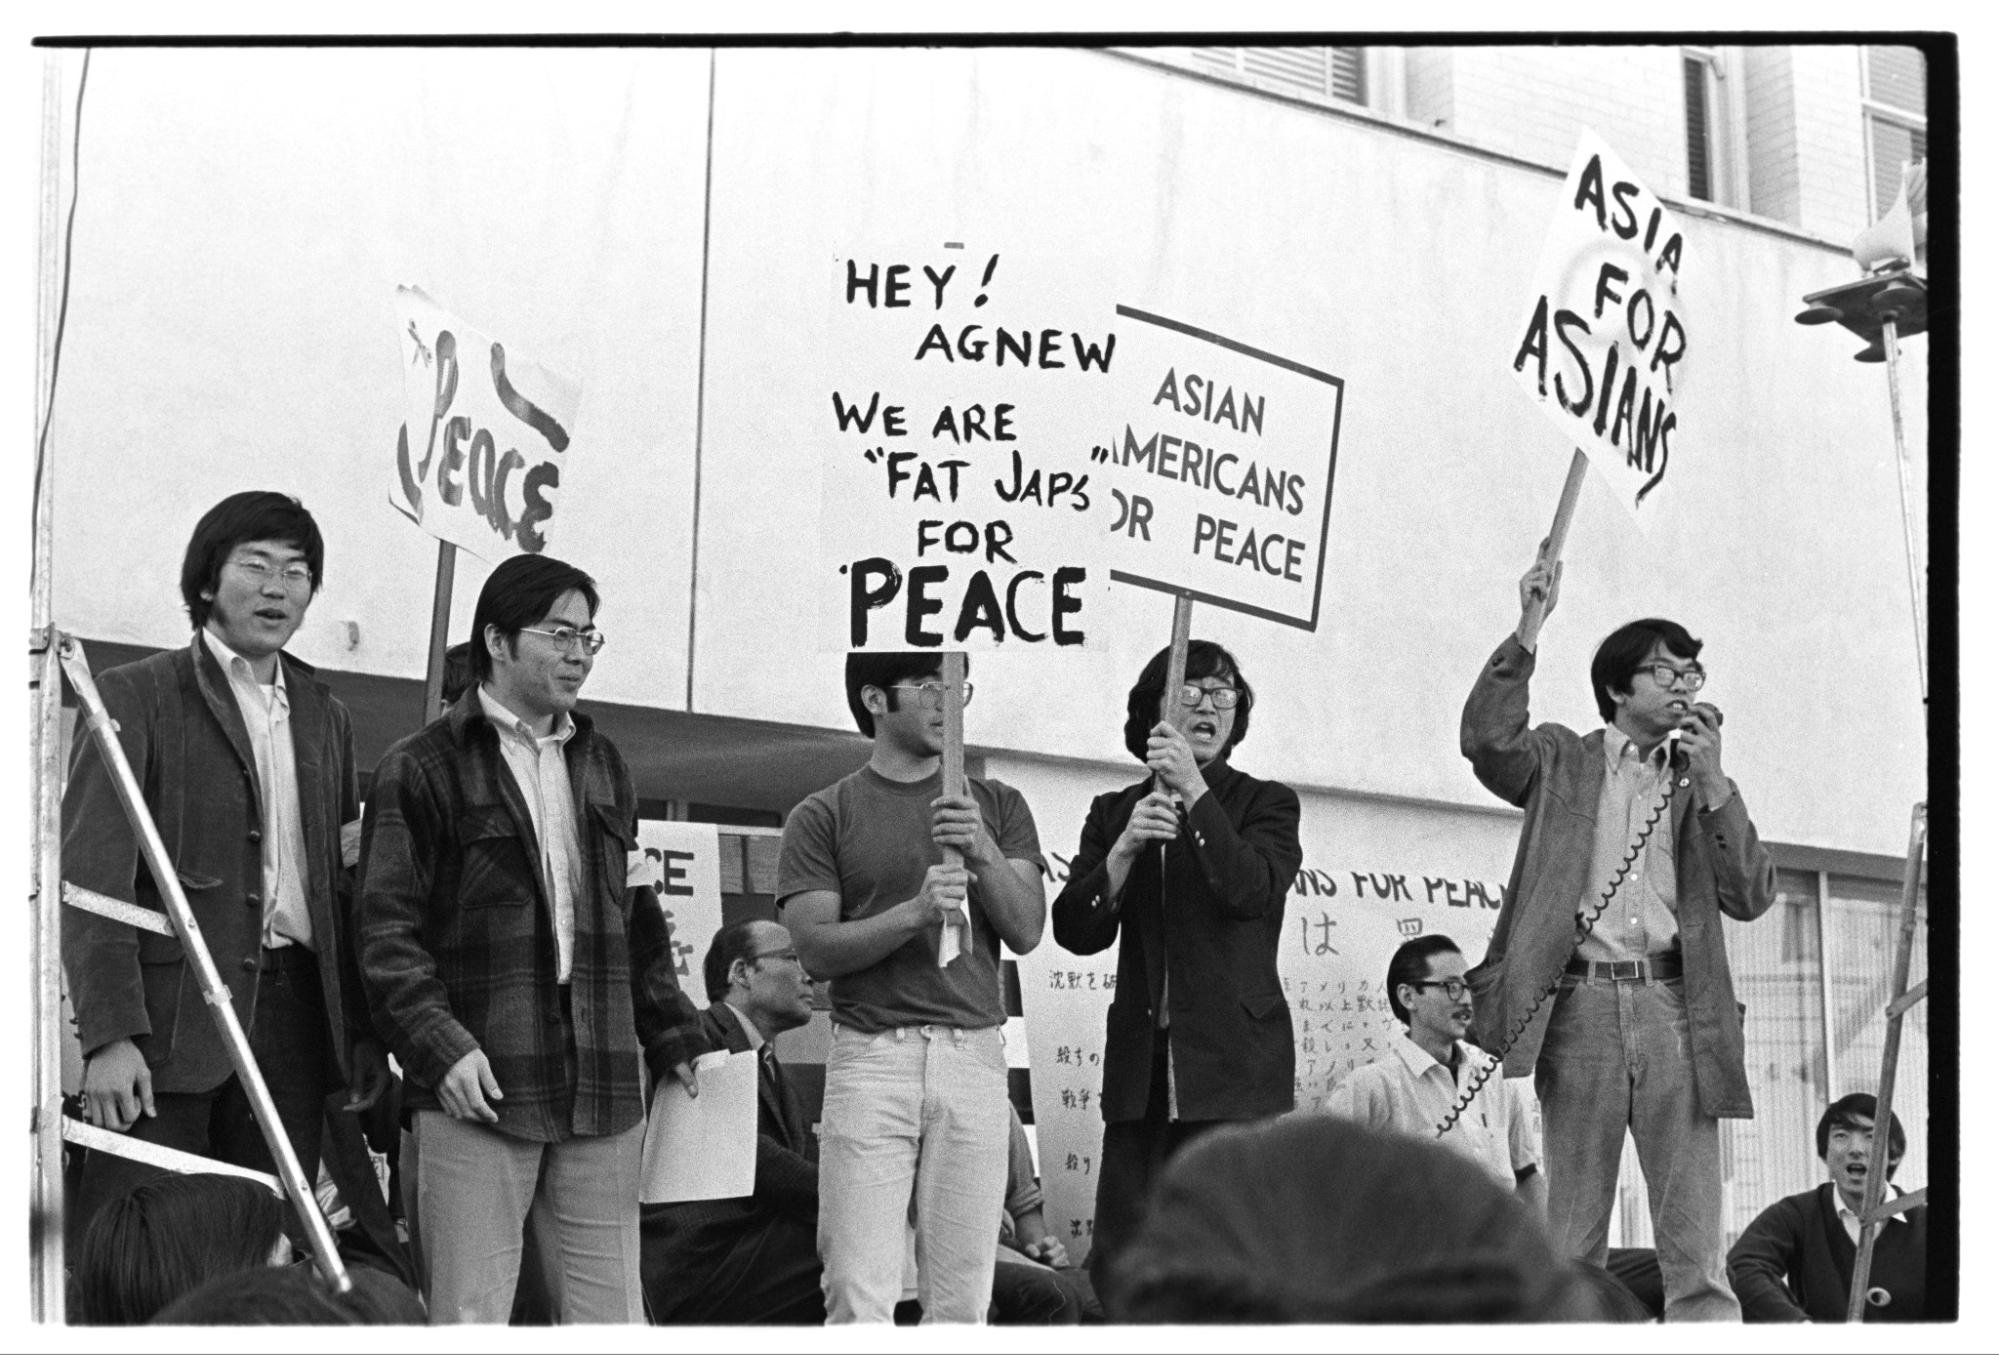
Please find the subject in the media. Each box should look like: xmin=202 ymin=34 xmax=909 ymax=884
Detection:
xmin=420 ymin=540 xmax=458 ymax=721
xmin=1518 ymin=448 xmax=1588 ymax=650
xmin=937 ymin=649 xmax=968 ymax=966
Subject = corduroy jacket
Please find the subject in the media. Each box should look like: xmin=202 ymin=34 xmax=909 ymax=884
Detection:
xmin=1460 ymin=634 xmax=1776 ymax=1118
xmin=61 ymin=637 xmax=371 ymax=1092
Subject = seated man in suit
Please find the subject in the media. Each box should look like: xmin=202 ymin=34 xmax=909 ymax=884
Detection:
xmin=641 ymin=920 xmax=826 ymax=1324
xmin=1728 ymin=1093 xmax=1927 ymax=1322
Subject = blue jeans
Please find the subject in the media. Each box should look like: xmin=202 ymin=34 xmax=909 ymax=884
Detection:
xmin=818 ymin=1024 xmax=1010 ymax=1323
xmin=1535 ymin=974 xmax=1738 ymax=1322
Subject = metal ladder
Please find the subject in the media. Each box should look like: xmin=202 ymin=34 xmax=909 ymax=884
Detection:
xmin=1843 ymin=801 xmax=1928 ymax=1322
xmin=29 ymin=630 xmax=352 ymax=1322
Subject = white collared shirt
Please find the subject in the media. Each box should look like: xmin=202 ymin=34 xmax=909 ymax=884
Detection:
xmin=478 ymin=684 xmax=582 ymax=983
xmin=1322 ymin=1032 xmax=1539 ymax=1191
xmin=201 ymin=628 xmax=312 ymax=950
xmin=722 ymin=1000 xmax=765 ymax=1053
xmin=1575 ymin=724 xmax=1681 ymax=962
xmin=1836 ymin=1188 xmax=1906 ymax=1244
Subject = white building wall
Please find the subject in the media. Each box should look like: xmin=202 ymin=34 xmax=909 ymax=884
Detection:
xmin=47 ymin=45 xmax=1927 ymax=860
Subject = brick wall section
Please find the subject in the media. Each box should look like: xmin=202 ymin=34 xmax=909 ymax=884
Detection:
xmin=1439 ymin=45 xmax=1692 ymax=194
xmin=1783 ymin=45 xmax=1871 ymax=242
xmin=1742 ymin=46 xmax=1801 ymax=223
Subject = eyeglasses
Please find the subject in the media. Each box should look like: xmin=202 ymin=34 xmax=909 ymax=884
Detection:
xmin=519 ymin=625 xmax=607 ymax=655
xmin=748 ymin=948 xmax=804 ymax=969
xmin=1640 ymin=662 xmax=1705 ymax=692
xmin=227 ymin=558 xmax=314 ymax=591
xmin=1177 ymin=683 xmax=1241 ymax=710
xmin=891 ymin=681 xmax=974 ymax=710
xmin=1409 ymin=978 xmax=1470 ymax=1001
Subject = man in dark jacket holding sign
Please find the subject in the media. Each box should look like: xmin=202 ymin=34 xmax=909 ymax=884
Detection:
xmin=1052 ymin=639 xmax=1302 ymax=1294
xmin=1461 ymin=548 xmax=1776 ymax=1321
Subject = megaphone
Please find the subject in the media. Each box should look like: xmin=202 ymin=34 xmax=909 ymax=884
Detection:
xmin=1851 ymin=159 xmax=1927 ymax=274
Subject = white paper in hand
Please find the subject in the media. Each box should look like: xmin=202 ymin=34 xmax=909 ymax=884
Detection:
xmin=638 ymin=1048 xmax=758 ymax=1204
xmin=938 ymin=912 xmax=964 ymax=967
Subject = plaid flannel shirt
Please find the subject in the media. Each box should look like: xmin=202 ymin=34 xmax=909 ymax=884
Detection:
xmin=359 ymin=687 xmax=708 ymax=1141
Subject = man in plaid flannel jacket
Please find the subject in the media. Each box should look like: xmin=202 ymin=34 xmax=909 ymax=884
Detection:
xmin=359 ymin=553 xmax=708 ymax=1323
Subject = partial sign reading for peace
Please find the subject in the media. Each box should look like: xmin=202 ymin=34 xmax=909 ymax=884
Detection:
xmin=1512 ymin=130 xmax=1689 ymax=518
xmin=1094 ymin=308 xmax=1344 ymax=631
xmin=821 ymin=247 xmax=1113 ymax=650
xmin=391 ymin=286 xmax=582 ymax=561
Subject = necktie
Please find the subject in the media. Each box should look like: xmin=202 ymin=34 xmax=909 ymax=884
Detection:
xmin=759 ymin=1044 xmax=798 ymax=1146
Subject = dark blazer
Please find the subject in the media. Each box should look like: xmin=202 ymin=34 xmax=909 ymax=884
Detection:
xmin=1460 ymin=635 xmax=1776 ymax=1117
xmin=359 ymin=686 xmax=707 ymax=1141
xmin=1728 ymin=1182 xmax=1928 ymax=1321
xmin=61 ymin=637 xmax=370 ymax=1093
xmin=1051 ymin=758 xmax=1302 ymax=1123
xmin=640 ymin=1004 xmax=818 ymax=1302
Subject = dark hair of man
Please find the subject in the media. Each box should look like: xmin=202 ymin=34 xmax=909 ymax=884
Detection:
xmin=1385 ymin=934 xmax=1462 ymax=1025
xmin=1113 ymin=1117 xmax=1589 ymax=1322
xmin=1589 ymin=618 xmax=1703 ymax=724
xmin=151 ymin=1263 xmax=428 ymax=1325
xmin=703 ymin=919 xmax=767 ymax=1003
xmin=1122 ymin=639 xmax=1256 ymax=762
xmin=842 ymin=650 xmax=952 ymax=738
xmin=440 ymin=640 xmax=476 ymax=707
xmin=75 ymin=1173 xmax=288 ymax=1325
xmin=1817 ymin=1092 xmax=1907 ymax=1176
xmin=179 ymin=491 xmax=326 ymax=632
xmin=469 ymin=554 xmax=599 ymax=684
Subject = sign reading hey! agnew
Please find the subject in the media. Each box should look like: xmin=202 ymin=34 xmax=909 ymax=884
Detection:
xmin=820 ymin=246 xmax=1115 ymax=651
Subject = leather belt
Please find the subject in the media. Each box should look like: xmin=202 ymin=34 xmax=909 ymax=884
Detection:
xmin=1564 ymin=952 xmax=1683 ymax=983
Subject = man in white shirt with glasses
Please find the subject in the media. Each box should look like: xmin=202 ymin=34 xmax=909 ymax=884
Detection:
xmin=1323 ymin=933 xmax=1542 ymax=1211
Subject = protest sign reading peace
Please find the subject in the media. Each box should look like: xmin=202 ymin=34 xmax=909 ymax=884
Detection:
xmin=391 ymin=286 xmax=582 ymax=561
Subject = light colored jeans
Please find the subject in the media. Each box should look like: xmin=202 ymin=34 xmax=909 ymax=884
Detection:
xmin=1535 ymin=975 xmax=1739 ymax=1322
xmin=413 ymin=1110 xmax=646 ymax=1324
xmin=818 ymin=1023 xmax=1011 ymax=1323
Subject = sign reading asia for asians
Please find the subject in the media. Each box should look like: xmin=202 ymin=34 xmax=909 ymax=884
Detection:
xmin=819 ymin=245 xmax=1117 ymax=652
xmin=391 ymin=286 xmax=583 ymax=562
xmin=1511 ymin=129 xmax=1691 ymax=519
xmin=1093 ymin=308 xmax=1345 ymax=629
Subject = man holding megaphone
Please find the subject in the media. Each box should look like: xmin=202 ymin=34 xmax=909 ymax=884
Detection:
xmin=1459 ymin=546 xmax=1777 ymax=1322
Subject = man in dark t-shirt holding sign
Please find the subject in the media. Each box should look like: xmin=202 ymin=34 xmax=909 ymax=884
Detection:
xmin=778 ymin=651 xmax=1048 ymax=1324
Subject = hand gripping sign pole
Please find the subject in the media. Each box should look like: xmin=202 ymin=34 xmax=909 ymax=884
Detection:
xmin=937 ymin=651 xmax=969 ymax=966
xmin=1515 ymin=449 xmax=1588 ymax=652
xmin=55 ymin=640 xmax=352 ymax=1296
